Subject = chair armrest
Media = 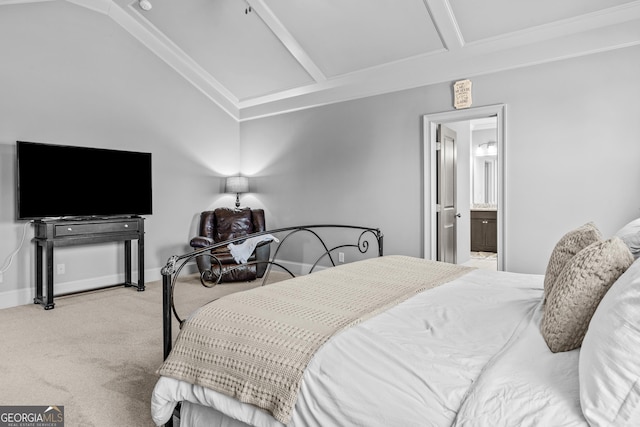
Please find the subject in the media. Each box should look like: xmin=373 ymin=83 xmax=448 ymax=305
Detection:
xmin=190 ymin=236 xmax=214 ymax=248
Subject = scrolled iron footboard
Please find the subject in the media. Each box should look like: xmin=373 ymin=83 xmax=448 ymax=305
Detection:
xmin=161 ymin=225 xmax=383 ymax=360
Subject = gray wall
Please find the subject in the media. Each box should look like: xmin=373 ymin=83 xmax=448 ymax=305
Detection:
xmin=241 ymin=44 xmax=640 ymax=274
xmin=0 ymin=2 xmax=239 ymax=307
xmin=2 ymin=1 xmax=640 ymax=308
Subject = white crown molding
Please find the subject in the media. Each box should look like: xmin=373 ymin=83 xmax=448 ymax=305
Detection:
xmin=4 ymin=0 xmax=640 ymax=122
xmin=462 ymin=0 xmax=640 ymax=49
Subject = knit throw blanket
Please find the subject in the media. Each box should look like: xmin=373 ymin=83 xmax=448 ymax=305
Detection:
xmin=157 ymin=255 xmax=472 ymax=423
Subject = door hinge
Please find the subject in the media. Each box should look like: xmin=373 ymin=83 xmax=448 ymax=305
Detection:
xmin=436 ymin=204 xmax=442 ymax=212
xmin=435 ymin=142 xmax=442 ymax=151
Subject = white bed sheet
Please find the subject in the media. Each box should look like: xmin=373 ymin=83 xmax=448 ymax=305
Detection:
xmin=152 ymin=268 xmax=585 ymax=427
xmin=452 ymin=302 xmax=586 ymax=427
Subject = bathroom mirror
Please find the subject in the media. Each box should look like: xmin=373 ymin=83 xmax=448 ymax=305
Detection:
xmin=472 ymin=133 xmax=498 ymax=208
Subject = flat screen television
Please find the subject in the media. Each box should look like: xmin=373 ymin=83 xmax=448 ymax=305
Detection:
xmin=16 ymin=141 xmax=152 ymax=220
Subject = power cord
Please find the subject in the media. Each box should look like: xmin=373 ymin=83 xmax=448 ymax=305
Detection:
xmin=1 ymin=221 xmax=31 ymax=276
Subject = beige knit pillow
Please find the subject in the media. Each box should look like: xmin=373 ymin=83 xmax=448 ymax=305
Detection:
xmin=541 ymin=236 xmax=633 ymax=353
xmin=543 ymin=222 xmax=602 ymax=302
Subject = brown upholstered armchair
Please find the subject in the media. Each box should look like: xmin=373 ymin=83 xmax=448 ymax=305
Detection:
xmin=190 ymin=208 xmax=270 ymax=283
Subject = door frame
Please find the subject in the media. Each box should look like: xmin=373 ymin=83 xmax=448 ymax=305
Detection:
xmin=423 ymin=104 xmax=507 ymax=270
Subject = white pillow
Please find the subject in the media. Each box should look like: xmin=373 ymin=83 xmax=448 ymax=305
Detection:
xmin=541 ymin=237 xmax=632 ymax=353
xmin=615 ymin=218 xmax=640 ymax=258
xmin=579 ymin=258 xmax=640 ymax=426
xmin=543 ymin=222 xmax=602 ymax=302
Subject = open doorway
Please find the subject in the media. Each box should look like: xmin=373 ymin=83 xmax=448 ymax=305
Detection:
xmin=423 ymin=104 xmax=506 ymax=271
xmin=468 ymin=117 xmax=498 ymax=269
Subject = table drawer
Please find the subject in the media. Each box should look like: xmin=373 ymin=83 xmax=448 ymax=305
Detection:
xmin=55 ymin=220 xmax=139 ymax=237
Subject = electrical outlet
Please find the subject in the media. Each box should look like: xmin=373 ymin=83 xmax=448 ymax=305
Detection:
xmin=57 ymin=264 xmax=65 ymax=275
xmin=338 ymin=252 xmax=345 ymax=263
xmin=0 ymin=271 xmax=3 ymax=283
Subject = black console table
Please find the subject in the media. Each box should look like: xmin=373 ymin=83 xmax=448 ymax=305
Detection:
xmin=33 ymin=217 xmax=145 ymax=310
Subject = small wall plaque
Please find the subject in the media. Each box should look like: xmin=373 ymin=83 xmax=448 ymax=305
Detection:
xmin=453 ymin=79 xmax=472 ymax=109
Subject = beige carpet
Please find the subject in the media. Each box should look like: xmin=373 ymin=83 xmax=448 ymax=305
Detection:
xmin=0 ymin=272 xmax=289 ymax=427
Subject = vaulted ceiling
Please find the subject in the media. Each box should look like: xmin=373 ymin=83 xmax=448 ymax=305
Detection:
xmin=14 ymin=0 xmax=640 ymax=120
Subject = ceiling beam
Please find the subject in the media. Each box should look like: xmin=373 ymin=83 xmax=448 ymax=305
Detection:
xmin=7 ymin=0 xmax=640 ymax=123
xmin=423 ymin=0 xmax=465 ymax=50
xmin=247 ymin=0 xmax=326 ymax=83
xmin=239 ymin=16 xmax=640 ymax=121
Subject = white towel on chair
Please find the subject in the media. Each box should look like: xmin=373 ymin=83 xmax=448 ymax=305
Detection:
xmin=228 ymin=234 xmax=279 ymax=264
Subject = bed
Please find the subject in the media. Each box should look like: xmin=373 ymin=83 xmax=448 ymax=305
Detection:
xmin=151 ymin=222 xmax=640 ymax=427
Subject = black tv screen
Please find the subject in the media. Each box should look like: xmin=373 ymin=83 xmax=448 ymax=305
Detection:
xmin=16 ymin=141 xmax=152 ymax=220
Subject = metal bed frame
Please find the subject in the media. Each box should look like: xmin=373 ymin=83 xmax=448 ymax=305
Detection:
xmin=161 ymin=224 xmax=383 ymax=358
xmin=159 ymin=225 xmax=383 ymax=426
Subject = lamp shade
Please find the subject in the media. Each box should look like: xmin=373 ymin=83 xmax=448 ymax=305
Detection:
xmin=225 ymin=176 xmax=249 ymax=194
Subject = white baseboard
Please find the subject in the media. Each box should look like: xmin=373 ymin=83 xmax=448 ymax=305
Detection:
xmin=0 ymin=266 xmax=168 ymax=310
xmin=0 ymin=287 xmax=35 ymax=310
xmin=0 ymin=260 xmax=324 ymax=310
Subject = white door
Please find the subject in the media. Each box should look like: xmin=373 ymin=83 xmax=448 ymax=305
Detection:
xmin=436 ymin=124 xmax=457 ymax=264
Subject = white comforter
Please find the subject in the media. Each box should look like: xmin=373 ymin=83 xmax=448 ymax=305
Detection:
xmin=152 ymin=268 xmax=586 ymax=427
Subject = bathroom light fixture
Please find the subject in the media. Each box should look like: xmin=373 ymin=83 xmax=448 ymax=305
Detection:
xmin=476 ymin=141 xmax=497 ymax=156
xmin=139 ymin=0 xmax=152 ymax=11
xmin=225 ymin=176 xmax=250 ymax=208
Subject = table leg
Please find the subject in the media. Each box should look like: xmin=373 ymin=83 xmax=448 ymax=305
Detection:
xmin=44 ymin=242 xmax=54 ymax=309
xmin=124 ymin=240 xmax=132 ymax=287
xmin=138 ymin=235 xmax=145 ymax=291
xmin=34 ymin=242 xmax=43 ymax=304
